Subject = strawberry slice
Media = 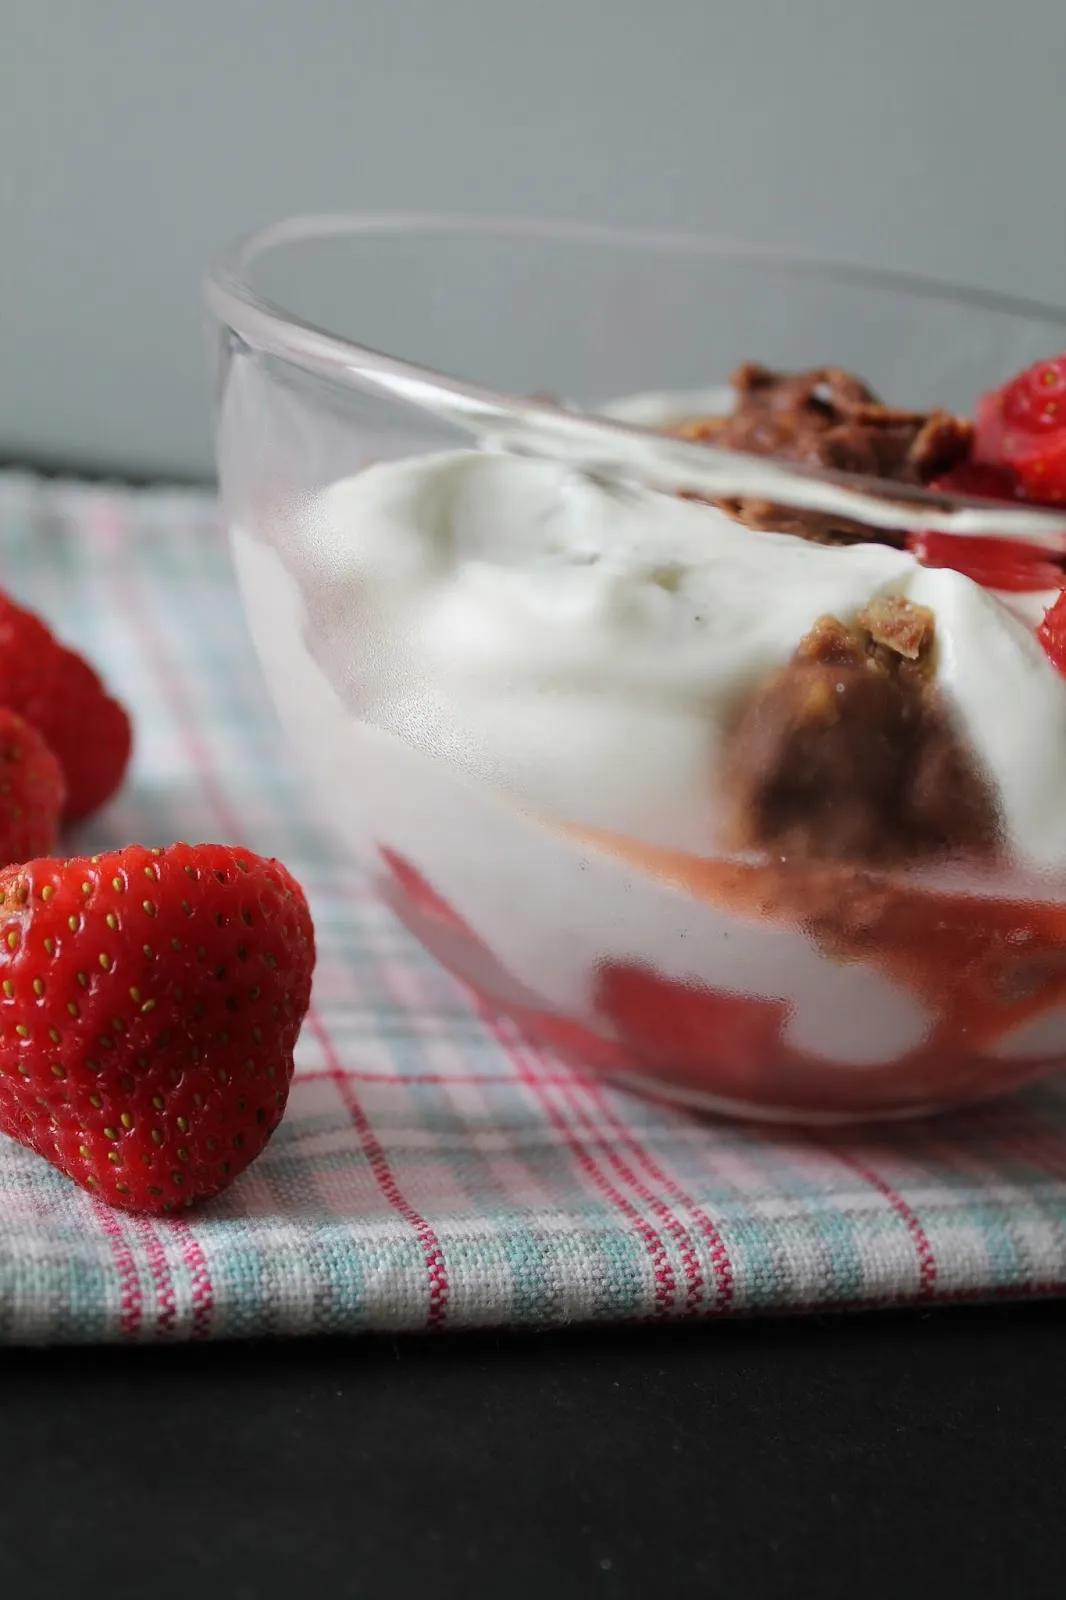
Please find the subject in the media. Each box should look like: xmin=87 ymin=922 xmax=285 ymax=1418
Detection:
xmin=906 ymin=461 xmax=1063 ymax=590
xmin=569 ymin=824 xmax=1066 ymax=1114
xmin=596 ymin=963 xmax=787 ymax=1100
xmin=907 ymin=531 xmax=1062 ymax=592
xmin=1014 ymin=430 xmax=1066 ymax=505
xmin=379 ymin=848 xmax=624 ymax=1071
xmin=575 ymin=825 xmax=1066 ymax=1048
xmin=0 ymin=843 xmax=315 ymax=1212
xmin=974 ymin=353 xmax=1066 ymax=504
xmin=0 ymin=709 xmax=65 ymax=867
xmin=907 ymin=449 xmax=1065 ymax=591
xmin=928 ymin=461 xmax=1021 ymax=500
xmin=595 ymin=957 xmax=1057 ymax=1116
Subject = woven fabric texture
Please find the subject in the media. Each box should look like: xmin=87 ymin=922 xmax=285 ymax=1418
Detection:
xmin=2 ymin=471 xmax=1066 ymax=1344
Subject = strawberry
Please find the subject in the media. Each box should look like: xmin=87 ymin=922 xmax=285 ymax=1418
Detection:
xmin=596 ymin=962 xmax=787 ymax=1097
xmin=0 ymin=593 xmax=132 ymax=822
xmin=927 ymin=461 xmax=1021 ymax=501
xmin=973 ymin=352 xmax=1066 ymax=504
xmin=1015 ymin=429 xmax=1066 ymax=505
xmin=0 ymin=842 xmax=315 ymax=1212
xmin=907 ymin=450 xmax=1064 ymax=592
xmin=379 ymin=847 xmax=624 ymax=1072
xmin=907 ymin=531 xmax=1063 ymax=592
xmin=0 ymin=709 xmax=65 ymax=866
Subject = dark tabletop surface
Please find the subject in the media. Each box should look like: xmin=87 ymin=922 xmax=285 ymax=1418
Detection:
xmin=3 ymin=1302 xmax=1065 ymax=1600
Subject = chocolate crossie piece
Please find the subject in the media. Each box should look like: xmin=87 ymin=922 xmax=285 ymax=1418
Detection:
xmin=675 ymin=363 xmax=973 ymax=545
xmin=722 ymin=599 xmax=999 ymax=864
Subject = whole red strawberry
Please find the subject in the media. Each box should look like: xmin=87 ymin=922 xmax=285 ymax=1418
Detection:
xmin=0 ymin=593 xmax=132 ymax=822
xmin=0 ymin=709 xmax=65 ymax=866
xmin=0 ymin=843 xmax=315 ymax=1212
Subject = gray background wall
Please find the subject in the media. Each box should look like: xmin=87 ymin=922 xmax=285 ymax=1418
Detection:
xmin=3 ymin=0 xmax=1065 ymax=480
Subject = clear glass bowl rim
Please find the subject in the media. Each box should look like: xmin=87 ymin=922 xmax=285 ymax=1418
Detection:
xmin=204 ymin=211 xmax=1066 ymax=543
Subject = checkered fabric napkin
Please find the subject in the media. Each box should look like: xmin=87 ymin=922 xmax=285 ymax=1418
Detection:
xmin=2 ymin=470 xmax=1066 ymax=1343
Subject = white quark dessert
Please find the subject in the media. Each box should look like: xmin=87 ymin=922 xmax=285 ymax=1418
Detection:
xmin=229 ymin=397 xmax=1066 ymax=1118
xmin=602 ymin=386 xmax=1064 ymax=633
xmin=273 ymin=444 xmax=1066 ymax=867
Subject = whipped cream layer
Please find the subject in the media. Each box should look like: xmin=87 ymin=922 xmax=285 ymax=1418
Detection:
xmin=304 ymin=446 xmax=1066 ymax=871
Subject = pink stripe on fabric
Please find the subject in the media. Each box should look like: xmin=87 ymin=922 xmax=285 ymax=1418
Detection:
xmin=324 ymin=1060 xmax=450 ymax=1329
xmin=130 ymin=1216 xmax=179 ymax=1336
xmin=829 ymin=1146 xmax=938 ymax=1299
xmin=556 ymin=1075 xmax=707 ymax=1313
xmin=571 ymin=1076 xmax=736 ymax=1314
xmin=488 ymin=1014 xmax=678 ymax=1316
xmin=91 ymin=1202 xmax=143 ymax=1337
xmin=171 ymin=1219 xmax=215 ymax=1338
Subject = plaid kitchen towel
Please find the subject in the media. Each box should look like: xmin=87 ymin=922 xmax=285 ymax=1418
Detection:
xmin=2 ymin=469 xmax=1066 ymax=1343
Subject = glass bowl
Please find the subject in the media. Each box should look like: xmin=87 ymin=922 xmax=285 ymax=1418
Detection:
xmin=206 ymin=214 xmax=1066 ymax=1123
